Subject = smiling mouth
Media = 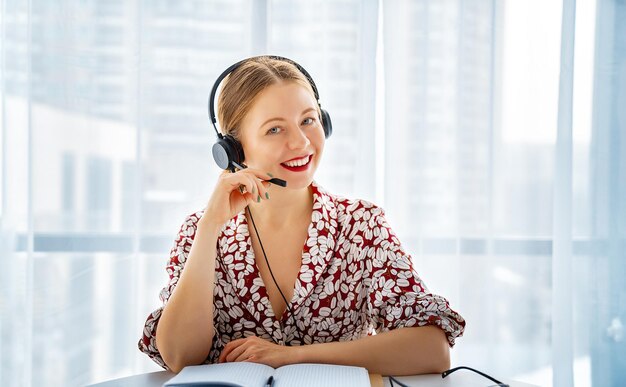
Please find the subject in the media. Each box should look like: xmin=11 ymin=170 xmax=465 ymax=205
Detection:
xmin=281 ymin=155 xmax=311 ymax=167
xmin=280 ymin=155 xmax=312 ymax=171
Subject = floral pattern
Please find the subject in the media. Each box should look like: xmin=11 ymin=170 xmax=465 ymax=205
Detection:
xmin=138 ymin=181 xmax=465 ymax=369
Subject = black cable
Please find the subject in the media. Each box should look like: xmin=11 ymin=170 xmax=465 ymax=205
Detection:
xmin=442 ymin=366 xmax=508 ymax=386
xmin=245 ymin=204 xmax=305 ymax=345
xmin=388 ymin=376 xmax=410 ymax=387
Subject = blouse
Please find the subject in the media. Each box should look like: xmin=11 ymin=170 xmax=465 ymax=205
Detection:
xmin=138 ymin=180 xmax=465 ymax=369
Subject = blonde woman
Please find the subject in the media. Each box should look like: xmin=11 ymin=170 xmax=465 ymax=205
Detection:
xmin=139 ymin=56 xmax=465 ymax=376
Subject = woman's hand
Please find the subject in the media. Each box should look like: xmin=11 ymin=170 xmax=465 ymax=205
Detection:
xmin=202 ymin=168 xmax=272 ymax=228
xmin=218 ymin=336 xmax=299 ymax=368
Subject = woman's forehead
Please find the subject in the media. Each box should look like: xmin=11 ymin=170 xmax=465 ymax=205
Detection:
xmin=249 ymin=82 xmax=318 ymax=118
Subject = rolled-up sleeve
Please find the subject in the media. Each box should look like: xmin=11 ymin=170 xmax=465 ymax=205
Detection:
xmin=363 ymin=208 xmax=465 ymax=346
xmin=137 ymin=212 xmax=200 ymax=369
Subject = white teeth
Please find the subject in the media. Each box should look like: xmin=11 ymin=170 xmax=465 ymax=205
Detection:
xmin=283 ymin=155 xmax=310 ymax=167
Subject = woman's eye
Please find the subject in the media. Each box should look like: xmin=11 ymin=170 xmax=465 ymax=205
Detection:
xmin=302 ymin=117 xmax=315 ymax=125
xmin=267 ymin=127 xmax=281 ymax=135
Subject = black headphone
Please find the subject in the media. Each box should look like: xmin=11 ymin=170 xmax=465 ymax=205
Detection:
xmin=208 ymin=55 xmax=332 ymax=172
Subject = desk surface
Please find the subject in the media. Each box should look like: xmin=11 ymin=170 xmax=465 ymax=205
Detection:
xmin=87 ymin=370 xmax=540 ymax=387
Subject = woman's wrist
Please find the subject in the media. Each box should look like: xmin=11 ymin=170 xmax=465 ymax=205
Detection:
xmin=197 ymin=213 xmax=223 ymax=234
xmin=292 ymin=341 xmax=334 ymax=365
xmin=290 ymin=343 xmax=310 ymax=365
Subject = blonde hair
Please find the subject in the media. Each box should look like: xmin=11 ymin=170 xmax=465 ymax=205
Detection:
xmin=216 ymin=57 xmax=321 ymax=141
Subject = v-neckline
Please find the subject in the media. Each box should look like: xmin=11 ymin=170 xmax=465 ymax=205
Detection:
xmin=244 ymin=207 xmax=314 ymax=323
xmin=217 ymin=180 xmax=339 ymax=341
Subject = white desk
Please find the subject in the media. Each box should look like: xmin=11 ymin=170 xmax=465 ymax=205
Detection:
xmin=383 ymin=373 xmax=539 ymax=386
xmin=87 ymin=370 xmax=540 ymax=387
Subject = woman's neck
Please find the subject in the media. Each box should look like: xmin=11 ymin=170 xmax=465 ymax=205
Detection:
xmin=246 ymin=183 xmax=313 ymax=230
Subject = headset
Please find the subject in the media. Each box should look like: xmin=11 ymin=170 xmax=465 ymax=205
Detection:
xmin=207 ymin=55 xmax=332 ymax=346
xmin=208 ymin=55 xmax=332 ymax=173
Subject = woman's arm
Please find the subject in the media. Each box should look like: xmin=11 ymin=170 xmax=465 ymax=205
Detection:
xmin=295 ymin=326 xmax=450 ymax=375
xmin=219 ymin=325 xmax=450 ymax=376
xmin=156 ymin=217 xmax=221 ymax=373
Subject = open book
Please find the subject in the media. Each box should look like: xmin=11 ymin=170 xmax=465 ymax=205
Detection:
xmin=163 ymin=362 xmax=370 ymax=387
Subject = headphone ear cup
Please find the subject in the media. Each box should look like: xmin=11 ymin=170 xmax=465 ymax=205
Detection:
xmin=212 ymin=135 xmax=245 ymax=170
xmin=321 ymin=109 xmax=332 ymax=139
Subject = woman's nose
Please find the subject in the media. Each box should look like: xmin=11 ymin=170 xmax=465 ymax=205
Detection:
xmin=287 ymin=125 xmax=310 ymax=149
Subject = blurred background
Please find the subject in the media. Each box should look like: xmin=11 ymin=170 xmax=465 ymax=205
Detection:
xmin=0 ymin=0 xmax=624 ymax=386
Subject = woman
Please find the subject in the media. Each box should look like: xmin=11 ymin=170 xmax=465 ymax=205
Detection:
xmin=138 ymin=56 xmax=465 ymax=376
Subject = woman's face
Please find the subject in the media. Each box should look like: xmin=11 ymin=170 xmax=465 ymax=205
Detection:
xmin=239 ymin=81 xmax=325 ymax=189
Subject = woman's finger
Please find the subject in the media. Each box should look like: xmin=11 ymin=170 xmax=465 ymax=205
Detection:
xmin=248 ymin=170 xmax=274 ymax=199
xmin=226 ymin=340 xmax=250 ymax=362
xmin=219 ymin=338 xmax=246 ymax=363
xmin=256 ymin=179 xmax=271 ymax=200
xmin=238 ymin=170 xmax=272 ymax=202
xmin=242 ymin=168 xmax=273 ymax=182
xmin=243 ymin=174 xmax=261 ymax=202
xmin=232 ymin=345 xmax=254 ymax=362
xmin=222 ymin=173 xmax=254 ymax=195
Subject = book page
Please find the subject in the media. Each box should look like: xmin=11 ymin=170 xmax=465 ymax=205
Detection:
xmin=274 ymin=363 xmax=370 ymax=387
xmin=163 ymin=362 xmax=274 ymax=387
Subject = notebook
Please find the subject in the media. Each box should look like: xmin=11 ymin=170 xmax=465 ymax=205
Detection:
xmin=162 ymin=362 xmax=370 ymax=387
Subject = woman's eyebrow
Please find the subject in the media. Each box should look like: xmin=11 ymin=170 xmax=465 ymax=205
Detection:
xmin=259 ymin=107 xmax=317 ymax=129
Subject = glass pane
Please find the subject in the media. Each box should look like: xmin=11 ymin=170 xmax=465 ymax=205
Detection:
xmin=27 ymin=253 xmax=168 ymax=386
xmin=582 ymin=0 xmax=626 ymax=385
xmin=0 ymin=253 xmax=29 ymax=386
xmin=383 ymin=1 xmax=559 ymax=386
xmin=29 ymin=0 xmax=138 ymax=234
xmin=383 ymin=0 xmax=495 ymax=238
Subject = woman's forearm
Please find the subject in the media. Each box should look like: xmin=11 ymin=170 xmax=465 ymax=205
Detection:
xmin=156 ymin=218 xmax=221 ymax=373
xmin=294 ymin=326 xmax=450 ymax=375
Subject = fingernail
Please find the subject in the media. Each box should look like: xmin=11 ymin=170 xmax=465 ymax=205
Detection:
xmin=267 ymin=172 xmax=273 ymax=177
xmin=252 ymin=186 xmax=256 ymax=194
xmin=257 ymin=195 xmax=261 ymax=202
xmin=265 ymin=192 xmax=270 ymax=200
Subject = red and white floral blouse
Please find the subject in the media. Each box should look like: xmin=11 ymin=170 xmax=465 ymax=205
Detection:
xmin=139 ymin=181 xmax=465 ymax=369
